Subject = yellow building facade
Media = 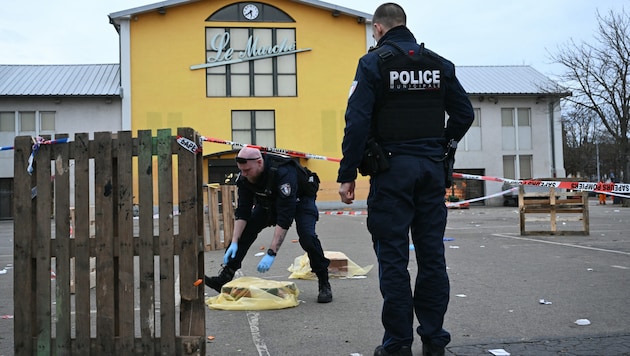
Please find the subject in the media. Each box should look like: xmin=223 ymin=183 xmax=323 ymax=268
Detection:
xmin=109 ymin=0 xmax=374 ymax=202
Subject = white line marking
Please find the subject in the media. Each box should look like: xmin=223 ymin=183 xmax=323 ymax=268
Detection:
xmin=232 ymin=270 xmax=270 ymax=355
xmin=492 ymin=233 xmax=630 ymax=256
xmin=247 ymin=310 xmax=270 ymax=355
xmin=611 ymin=265 xmax=629 ymax=270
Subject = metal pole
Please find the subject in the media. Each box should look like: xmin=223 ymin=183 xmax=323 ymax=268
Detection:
xmin=596 ymin=140 xmax=601 ymax=182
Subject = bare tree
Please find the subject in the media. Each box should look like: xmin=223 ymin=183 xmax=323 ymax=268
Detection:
xmin=552 ymin=8 xmax=630 ymax=190
xmin=562 ymin=105 xmax=620 ymax=181
xmin=562 ymin=106 xmax=597 ymax=179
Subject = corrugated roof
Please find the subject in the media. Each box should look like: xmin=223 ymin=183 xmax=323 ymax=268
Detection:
xmin=0 ymin=64 xmax=121 ymax=97
xmin=457 ymin=65 xmax=570 ymax=97
xmin=0 ymin=64 xmax=568 ymax=97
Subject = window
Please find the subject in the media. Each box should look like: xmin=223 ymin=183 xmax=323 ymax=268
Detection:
xmin=517 ymin=108 xmax=532 ymax=150
xmin=0 ymin=112 xmax=15 ymax=132
xmin=503 ymin=155 xmax=515 ymax=179
xmin=205 ymin=27 xmax=298 ymax=97
xmin=40 ymin=112 xmax=56 ymax=132
xmin=461 ymin=108 xmax=481 ymax=151
xmin=520 ymin=155 xmax=532 ymax=179
xmin=19 ymin=112 xmax=36 ymax=132
xmin=231 ymin=110 xmax=275 ymax=147
xmin=0 ymin=111 xmax=55 ymax=134
xmin=503 ymin=154 xmax=533 ymax=180
xmin=501 ymin=108 xmax=531 ymax=150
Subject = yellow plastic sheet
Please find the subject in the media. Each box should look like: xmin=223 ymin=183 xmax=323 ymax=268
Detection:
xmin=288 ymin=251 xmax=373 ymax=280
xmin=205 ymin=276 xmax=300 ymax=310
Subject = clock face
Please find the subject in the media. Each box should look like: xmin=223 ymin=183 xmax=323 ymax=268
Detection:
xmin=243 ymin=4 xmax=259 ymax=20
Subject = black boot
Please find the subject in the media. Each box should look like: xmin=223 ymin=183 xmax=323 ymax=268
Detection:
xmin=316 ymin=272 xmax=332 ymax=303
xmin=374 ymin=345 xmax=412 ymax=356
xmin=422 ymin=343 xmax=445 ymax=356
xmin=205 ymin=265 xmax=235 ymax=293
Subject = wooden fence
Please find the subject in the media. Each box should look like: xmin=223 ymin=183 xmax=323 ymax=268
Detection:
xmin=13 ymin=128 xmax=206 ymax=355
xmin=203 ymin=184 xmax=237 ymax=251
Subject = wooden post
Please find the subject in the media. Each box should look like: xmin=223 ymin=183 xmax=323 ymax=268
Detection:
xmin=53 ymin=134 xmax=71 ymax=354
xmin=549 ymin=187 xmax=557 ymax=233
xmin=13 ymin=136 xmax=34 ymax=355
xmin=73 ymin=132 xmax=91 ymax=353
xmin=221 ymin=185 xmax=235 ymax=247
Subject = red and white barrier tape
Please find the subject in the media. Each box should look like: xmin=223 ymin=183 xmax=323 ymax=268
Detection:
xmin=201 ymin=137 xmax=628 ymax=197
xmin=201 ymin=136 xmax=341 ymax=162
xmin=324 ymin=210 xmax=367 ymax=215
xmin=452 ymin=173 xmax=630 ymax=198
xmin=176 ymin=135 xmax=202 ymax=154
xmin=323 ymin=188 xmax=518 ymax=215
xmin=446 ymin=188 xmax=517 ymax=207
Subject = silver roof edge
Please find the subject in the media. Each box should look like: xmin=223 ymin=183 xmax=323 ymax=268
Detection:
xmin=291 ymin=0 xmax=372 ymax=21
xmin=109 ymin=0 xmax=201 ymax=22
xmin=108 ymin=0 xmax=372 ymax=23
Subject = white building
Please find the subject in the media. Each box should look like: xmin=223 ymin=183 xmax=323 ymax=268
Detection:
xmin=454 ymin=65 xmax=570 ymax=205
xmin=0 ymin=65 xmax=122 ymax=218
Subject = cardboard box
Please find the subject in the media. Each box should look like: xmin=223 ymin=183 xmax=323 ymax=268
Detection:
xmin=325 ymin=251 xmax=348 ymax=277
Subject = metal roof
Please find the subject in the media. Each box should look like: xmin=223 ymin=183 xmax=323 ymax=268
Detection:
xmin=0 ymin=64 xmax=121 ymax=97
xmin=108 ymin=0 xmax=372 ymax=25
xmin=0 ymin=64 xmax=568 ymax=97
xmin=457 ymin=65 xmax=570 ymax=97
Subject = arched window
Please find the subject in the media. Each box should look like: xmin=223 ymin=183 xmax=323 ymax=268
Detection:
xmin=206 ymin=2 xmax=295 ymax=23
xmin=200 ymin=3 xmax=306 ymax=97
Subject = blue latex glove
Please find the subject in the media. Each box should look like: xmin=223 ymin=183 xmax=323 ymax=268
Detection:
xmin=257 ymin=253 xmax=276 ymax=273
xmin=223 ymin=242 xmax=238 ymax=264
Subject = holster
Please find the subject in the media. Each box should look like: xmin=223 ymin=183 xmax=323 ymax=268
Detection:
xmin=444 ymin=139 xmax=457 ymax=188
xmin=445 ymin=157 xmax=455 ymax=188
xmin=358 ymin=138 xmax=390 ymax=176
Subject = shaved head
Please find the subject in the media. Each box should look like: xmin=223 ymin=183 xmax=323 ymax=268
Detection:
xmin=236 ymin=146 xmax=264 ymax=182
xmin=238 ymin=146 xmax=262 ymax=159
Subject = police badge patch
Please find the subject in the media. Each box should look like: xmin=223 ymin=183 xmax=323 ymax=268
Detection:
xmin=348 ymin=80 xmax=358 ymax=98
xmin=279 ymin=183 xmax=291 ymax=196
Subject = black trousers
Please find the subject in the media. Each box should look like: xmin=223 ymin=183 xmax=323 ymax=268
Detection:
xmin=367 ymin=155 xmax=451 ymax=350
xmin=225 ymin=195 xmax=330 ymax=275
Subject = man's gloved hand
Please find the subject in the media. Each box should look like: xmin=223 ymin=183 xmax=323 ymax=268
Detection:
xmin=257 ymin=253 xmax=276 ymax=273
xmin=223 ymin=242 xmax=238 ymax=264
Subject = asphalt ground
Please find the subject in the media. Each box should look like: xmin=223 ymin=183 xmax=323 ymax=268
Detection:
xmin=0 ymin=199 xmax=629 ymax=355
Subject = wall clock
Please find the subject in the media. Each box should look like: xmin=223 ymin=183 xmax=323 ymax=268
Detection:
xmin=243 ymin=4 xmax=259 ymax=20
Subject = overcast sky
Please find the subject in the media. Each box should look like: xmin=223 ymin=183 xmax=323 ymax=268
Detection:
xmin=1 ymin=0 xmax=627 ymax=79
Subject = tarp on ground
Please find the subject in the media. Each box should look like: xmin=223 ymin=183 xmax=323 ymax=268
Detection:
xmin=206 ymin=276 xmax=300 ymax=310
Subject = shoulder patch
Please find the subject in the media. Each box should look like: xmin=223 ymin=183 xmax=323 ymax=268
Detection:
xmin=348 ymin=80 xmax=358 ymax=98
xmin=279 ymin=183 xmax=291 ymax=197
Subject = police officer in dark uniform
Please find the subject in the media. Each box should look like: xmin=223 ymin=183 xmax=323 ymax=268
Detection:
xmin=337 ymin=3 xmax=474 ymax=356
xmin=206 ymin=146 xmax=332 ymax=303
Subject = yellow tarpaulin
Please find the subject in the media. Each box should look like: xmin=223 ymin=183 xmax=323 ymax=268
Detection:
xmin=205 ymin=276 xmax=300 ymax=310
xmin=288 ymin=251 xmax=373 ymax=280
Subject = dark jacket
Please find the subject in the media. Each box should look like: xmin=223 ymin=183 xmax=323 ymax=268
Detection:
xmin=234 ymin=155 xmax=299 ymax=230
xmin=337 ymin=26 xmax=474 ymax=183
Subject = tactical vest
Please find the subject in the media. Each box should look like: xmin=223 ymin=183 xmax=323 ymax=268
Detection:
xmin=372 ymin=42 xmax=447 ymax=142
xmin=262 ymin=153 xmax=320 ymax=198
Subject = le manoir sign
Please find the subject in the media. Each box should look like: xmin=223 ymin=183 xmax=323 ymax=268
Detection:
xmin=190 ymin=31 xmax=311 ymax=70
